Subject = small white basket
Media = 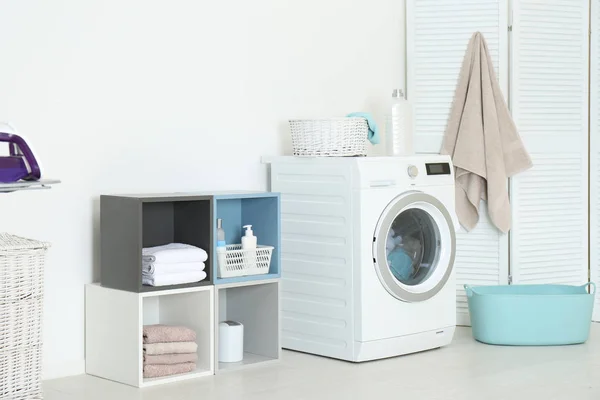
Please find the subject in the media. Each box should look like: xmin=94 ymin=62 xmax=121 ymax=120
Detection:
xmin=289 ymin=118 xmax=368 ymax=157
xmin=0 ymin=233 xmax=50 ymax=400
xmin=217 ymin=245 xmax=274 ymax=278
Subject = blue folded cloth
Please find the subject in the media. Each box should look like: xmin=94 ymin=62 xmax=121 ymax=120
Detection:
xmin=387 ymin=248 xmax=413 ymax=282
xmin=347 ymin=112 xmax=380 ymax=145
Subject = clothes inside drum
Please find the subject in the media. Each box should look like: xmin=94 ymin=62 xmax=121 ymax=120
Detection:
xmin=385 ymin=208 xmax=441 ymax=286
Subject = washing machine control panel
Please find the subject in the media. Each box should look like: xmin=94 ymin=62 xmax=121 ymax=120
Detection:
xmin=407 ymin=165 xmax=419 ymax=178
xmin=353 ymin=156 xmax=454 ymax=188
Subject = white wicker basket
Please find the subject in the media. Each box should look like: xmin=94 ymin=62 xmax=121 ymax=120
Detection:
xmin=289 ymin=118 xmax=368 ymax=157
xmin=217 ymin=245 xmax=273 ymax=278
xmin=0 ymin=233 xmax=50 ymax=400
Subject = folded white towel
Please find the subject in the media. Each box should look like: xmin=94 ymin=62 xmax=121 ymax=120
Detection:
xmin=142 ymin=243 xmax=208 ymax=264
xmin=142 ymin=261 xmax=206 ymax=277
xmin=142 ymin=270 xmax=207 ymax=287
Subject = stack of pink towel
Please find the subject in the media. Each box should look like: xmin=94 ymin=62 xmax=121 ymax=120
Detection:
xmin=142 ymin=325 xmax=198 ymax=379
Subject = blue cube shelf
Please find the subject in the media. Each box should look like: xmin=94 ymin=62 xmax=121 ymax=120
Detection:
xmin=213 ymin=192 xmax=281 ymax=285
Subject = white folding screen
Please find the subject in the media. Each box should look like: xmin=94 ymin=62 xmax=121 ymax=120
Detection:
xmin=406 ymin=0 xmax=509 ymax=325
xmin=591 ymin=0 xmax=600 ymax=321
xmin=510 ymin=0 xmax=589 ymax=286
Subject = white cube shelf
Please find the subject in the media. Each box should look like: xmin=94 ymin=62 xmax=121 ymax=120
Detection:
xmin=85 ymin=284 xmax=214 ymax=387
xmin=215 ymin=279 xmax=280 ymax=373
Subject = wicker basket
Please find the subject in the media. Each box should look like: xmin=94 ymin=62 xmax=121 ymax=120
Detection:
xmin=289 ymin=118 xmax=368 ymax=157
xmin=0 ymin=233 xmax=50 ymax=400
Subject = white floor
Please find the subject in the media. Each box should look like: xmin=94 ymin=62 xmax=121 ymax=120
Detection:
xmin=45 ymin=326 xmax=600 ymax=400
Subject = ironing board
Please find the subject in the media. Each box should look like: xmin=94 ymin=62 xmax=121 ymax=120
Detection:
xmin=0 ymin=179 xmax=60 ymax=193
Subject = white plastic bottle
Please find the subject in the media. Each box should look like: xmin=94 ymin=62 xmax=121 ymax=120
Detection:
xmin=242 ymin=225 xmax=257 ymax=271
xmin=217 ymin=219 xmax=227 ymax=276
xmin=217 ymin=219 xmax=226 ymax=248
xmin=386 ymin=89 xmax=414 ymax=156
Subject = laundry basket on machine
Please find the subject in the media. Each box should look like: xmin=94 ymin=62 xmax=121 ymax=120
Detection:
xmin=0 ymin=233 xmax=50 ymax=400
xmin=289 ymin=118 xmax=369 ymax=157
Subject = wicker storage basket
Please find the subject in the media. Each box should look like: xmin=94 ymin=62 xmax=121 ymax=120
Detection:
xmin=289 ymin=118 xmax=368 ymax=157
xmin=0 ymin=233 xmax=50 ymax=400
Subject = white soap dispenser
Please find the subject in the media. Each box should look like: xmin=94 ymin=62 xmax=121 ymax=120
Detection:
xmin=242 ymin=225 xmax=257 ymax=271
xmin=242 ymin=225 xmax=257 ymax=249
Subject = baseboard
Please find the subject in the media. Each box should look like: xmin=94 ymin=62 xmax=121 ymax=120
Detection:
xmin=43 ymin=359 xmax=85 ymax=380
xmin=456 ymin=312 xmax=471 ymax=327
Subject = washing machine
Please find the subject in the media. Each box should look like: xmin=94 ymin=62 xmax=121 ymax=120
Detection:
xmin=268 ymin=155 xmax=458 ymax=362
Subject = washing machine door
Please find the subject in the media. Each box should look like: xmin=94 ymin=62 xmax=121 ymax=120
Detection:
xmin=373 ymin=191 xmax=456 ymax=302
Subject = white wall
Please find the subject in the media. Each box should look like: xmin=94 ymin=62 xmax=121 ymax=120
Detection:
xmin=0 ymin=0 xmax=405 ymax=379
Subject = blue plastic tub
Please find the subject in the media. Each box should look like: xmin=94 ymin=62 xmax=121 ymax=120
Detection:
xmin=465 ymin=283 xmax=595 ymax=346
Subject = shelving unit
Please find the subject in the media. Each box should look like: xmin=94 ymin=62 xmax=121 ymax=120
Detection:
xmin=100 ymin=192 xmax=281 ymax=292
xmin=215 ymin=279 xmax=280 ymax=373
xmin=88 ymin=190 xmax=282 ymax=386
xmin=85 ymin=284 xmax=214 ymax=388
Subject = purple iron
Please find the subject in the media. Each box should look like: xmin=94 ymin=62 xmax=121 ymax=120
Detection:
xmin=0 ymin=132 xmax=41 ymax=183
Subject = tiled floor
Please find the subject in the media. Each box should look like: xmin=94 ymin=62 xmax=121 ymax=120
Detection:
xmin=45 ymin=326 xmax=600 ymax=400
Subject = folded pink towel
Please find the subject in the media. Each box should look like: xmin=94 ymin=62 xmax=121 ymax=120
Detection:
xmin=143 ymin=362 xmax=196 ymax=378
xmin=143 ymin=341 xmax=198 ymax=355
xmin=143 ymin=325 xmax=196 ymax=344
xmin=144 ymin=353 xmax=198 ymax=365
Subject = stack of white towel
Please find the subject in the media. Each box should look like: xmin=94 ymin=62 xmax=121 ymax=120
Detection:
xmin=142 ymin=243 xmax=208 ymax=287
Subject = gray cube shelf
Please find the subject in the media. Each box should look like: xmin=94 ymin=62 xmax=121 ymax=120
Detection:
xmin=100 ymin=194 xmax=214 ymax=293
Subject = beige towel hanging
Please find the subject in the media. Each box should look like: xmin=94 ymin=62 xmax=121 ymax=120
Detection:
xmin=441 ymin=32 xmax=532 ymax=233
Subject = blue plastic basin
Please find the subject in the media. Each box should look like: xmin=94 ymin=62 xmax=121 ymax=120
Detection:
xmin=465 ymin=283 xmax=595 ymax=346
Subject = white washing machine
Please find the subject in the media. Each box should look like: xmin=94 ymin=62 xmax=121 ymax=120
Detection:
xmin=268 ymin=155 xmax=458 ymax=362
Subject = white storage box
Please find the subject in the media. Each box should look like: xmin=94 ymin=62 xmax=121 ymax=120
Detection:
xmin=218 ymin=321 xmax=244 ymax=363
xmin=217 ymin=245 xmax=273 ymax=278
xmin=0 ymin=233 xmax=50 ymax=400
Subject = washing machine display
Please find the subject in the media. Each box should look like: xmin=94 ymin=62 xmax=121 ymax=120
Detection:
xmin=374 ymin=192 xmax=456 ymax=302
xmin=425 ymin=162 xmax=451 ymax=175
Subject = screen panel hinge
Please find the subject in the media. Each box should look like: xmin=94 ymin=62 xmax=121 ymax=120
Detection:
xmin=508 ymin=274 xmax=513 ymax=284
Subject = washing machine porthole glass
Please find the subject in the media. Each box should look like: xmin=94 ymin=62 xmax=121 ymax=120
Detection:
xmin=374 ymin=192 xmax=456 ymax=303
xmin=385 ymin=208 xmax=441 ymax=286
